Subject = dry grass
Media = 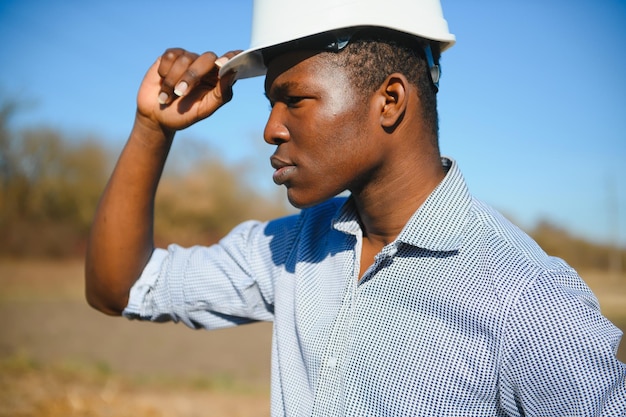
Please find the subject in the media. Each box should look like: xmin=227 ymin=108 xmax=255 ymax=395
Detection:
xmin=0 ymin=260 xmax=624 ymax=416
xmin=0 ymin=353 xmax=269 ymax=417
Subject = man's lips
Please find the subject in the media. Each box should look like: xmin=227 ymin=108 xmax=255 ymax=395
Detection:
xmin=270 ymin=155 xmax=296 ymax=185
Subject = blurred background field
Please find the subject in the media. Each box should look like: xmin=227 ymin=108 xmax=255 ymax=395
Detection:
xmin=0 ymin=260 xmax=273 ymax=417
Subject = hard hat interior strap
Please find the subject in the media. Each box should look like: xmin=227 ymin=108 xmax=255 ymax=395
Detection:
xmin=424 ymin=44 xmax=440 ymax=92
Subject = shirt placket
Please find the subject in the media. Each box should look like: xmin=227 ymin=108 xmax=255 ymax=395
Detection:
xmin=310 ymin=242 xmax=398 ymax=416
xmin=310 ymin=246 xmax=360 ymax=416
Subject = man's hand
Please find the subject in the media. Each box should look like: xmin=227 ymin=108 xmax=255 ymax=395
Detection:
xmin=85 ymin=48 xmax=240 ymax=315
xmin=136 ymin=48 xmax=241 ymax=135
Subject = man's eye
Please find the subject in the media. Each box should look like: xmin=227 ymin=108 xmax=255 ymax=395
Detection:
xmin=285 ymin=96 xmax=304 ymax=107
xmin=266 ymin=96 xmax=305 ymax=110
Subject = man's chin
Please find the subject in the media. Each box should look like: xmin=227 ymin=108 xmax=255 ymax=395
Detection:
xmin=286 ymin=187 xmax=348 ymax=210
xmin=286 ymin=191 xmax=328 ymax=210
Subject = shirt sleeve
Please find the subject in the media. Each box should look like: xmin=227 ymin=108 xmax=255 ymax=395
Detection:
xmin=499 ymin=270 xmax=626 ymax=416
xmin=123 ymin=216 xmax=299 ymax=330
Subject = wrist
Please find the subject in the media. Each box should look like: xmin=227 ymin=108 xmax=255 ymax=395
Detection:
xmin=131 ymin=112 xmax=176 ymax=150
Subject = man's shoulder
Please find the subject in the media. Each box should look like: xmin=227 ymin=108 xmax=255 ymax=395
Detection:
xmin=464 ymin=196 xmax=577 ymax=284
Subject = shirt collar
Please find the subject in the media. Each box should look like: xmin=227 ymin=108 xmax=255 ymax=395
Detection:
xmin=332 ymin=157 xmax=471 ymax=252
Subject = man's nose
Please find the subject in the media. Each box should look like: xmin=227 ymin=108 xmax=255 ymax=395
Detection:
xmin=263 ymin=105 xmax=290 ymax=145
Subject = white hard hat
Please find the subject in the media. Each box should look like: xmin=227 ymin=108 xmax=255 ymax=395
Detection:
xmin=219 ymin=0 xmax=456 ymax=81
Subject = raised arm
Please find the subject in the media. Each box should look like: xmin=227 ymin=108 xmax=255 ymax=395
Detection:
xmin=85 ymin=48 xmax=239 ymax=315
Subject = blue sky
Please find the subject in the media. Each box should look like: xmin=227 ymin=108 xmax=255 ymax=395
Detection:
xmin=1 ymin=0 xmax=625 ymax=247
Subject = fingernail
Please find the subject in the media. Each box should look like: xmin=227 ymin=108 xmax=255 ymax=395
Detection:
xmin=215 ymin=57 xmax=229 ymax=68
xmin=158 ymin=92 xmax=168 ymax=104
xmin=174 ymin=81 xmax=188 ymax=97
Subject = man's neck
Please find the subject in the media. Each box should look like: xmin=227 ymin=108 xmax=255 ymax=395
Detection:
xmin=353 ymin=155 xmax=445 ymax=248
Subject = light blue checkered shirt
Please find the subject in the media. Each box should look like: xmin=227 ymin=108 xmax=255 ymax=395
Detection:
xmin=124 ymin=158 xmax=626 ymax=416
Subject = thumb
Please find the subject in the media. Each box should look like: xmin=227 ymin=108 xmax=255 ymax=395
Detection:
xmin=217 ymin=70 xmax=237 ymax=104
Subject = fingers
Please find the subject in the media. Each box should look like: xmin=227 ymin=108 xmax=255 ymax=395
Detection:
xmin=214 ymin=49 xmax=243 ymax=69
xmin=157 ymin=48 xmax=207 ymax=105
xmin=156 ymin=48 xmax=241 ymax=106
xmin=213 ymin=50 xmax=243 ymax=103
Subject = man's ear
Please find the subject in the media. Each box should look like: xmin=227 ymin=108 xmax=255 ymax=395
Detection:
xmin=378 ymin=73 xmax=409 ymax=131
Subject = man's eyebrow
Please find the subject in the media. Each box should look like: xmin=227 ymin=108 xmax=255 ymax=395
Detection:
xmin=265 ymin=82 xmax=298 ymax=101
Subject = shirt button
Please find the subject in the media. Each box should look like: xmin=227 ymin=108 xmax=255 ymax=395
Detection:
xmin=326 ymin=357 xmax=338 ymax=368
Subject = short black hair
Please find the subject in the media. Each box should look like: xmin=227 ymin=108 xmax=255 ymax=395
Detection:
xmin=326 ymin=29 xmax=440 ymax=140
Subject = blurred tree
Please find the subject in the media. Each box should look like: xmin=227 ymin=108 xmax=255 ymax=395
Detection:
xmin=0 ymin=98 xmax=290 ymax=257
xmin=0 ymin=99 xmax=21 ymax=212
xmin=0 ymin=121 xmax=110 ymax=257
xmin=0 ymin=97 xmax=111 ymax=256
xmin=155 ymin=151 xmax=291 ymax=247
xmin=531 ymin=220 xmax=625 ymax=272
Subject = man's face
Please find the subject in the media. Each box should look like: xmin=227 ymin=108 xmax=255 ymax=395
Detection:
xmin=264 ymin=50 xmax=384 ymax=208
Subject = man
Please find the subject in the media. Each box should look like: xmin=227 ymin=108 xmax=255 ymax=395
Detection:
xmin=85 ymin=0 xmax=626 ymax=415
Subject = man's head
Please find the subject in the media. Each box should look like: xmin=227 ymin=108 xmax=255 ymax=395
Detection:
xmin=262 ymin=32 xmax=442 ymax=208
xmin=229 ymin=0 xmax=455 ymax=208
xmin=220 ymin=0 xmax=454 ymax=142
xmin=262 ymin=28 xmax=441 ymax=140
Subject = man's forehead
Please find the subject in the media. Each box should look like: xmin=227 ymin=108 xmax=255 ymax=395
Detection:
xmin=263 ymin=49 xmax=325 ymax=93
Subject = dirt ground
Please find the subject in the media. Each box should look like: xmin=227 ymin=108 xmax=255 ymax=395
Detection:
xmin=0 ymin=260 xmax=272 ymax=416
xmin=0 ymin=260 xmax=625 ymax=416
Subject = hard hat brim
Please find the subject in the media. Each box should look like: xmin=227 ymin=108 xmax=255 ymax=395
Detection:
xmin=219 ymin=47 xmax=266 ymax=81
xmin=219 ymin=28 xmax=455 ymax=81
